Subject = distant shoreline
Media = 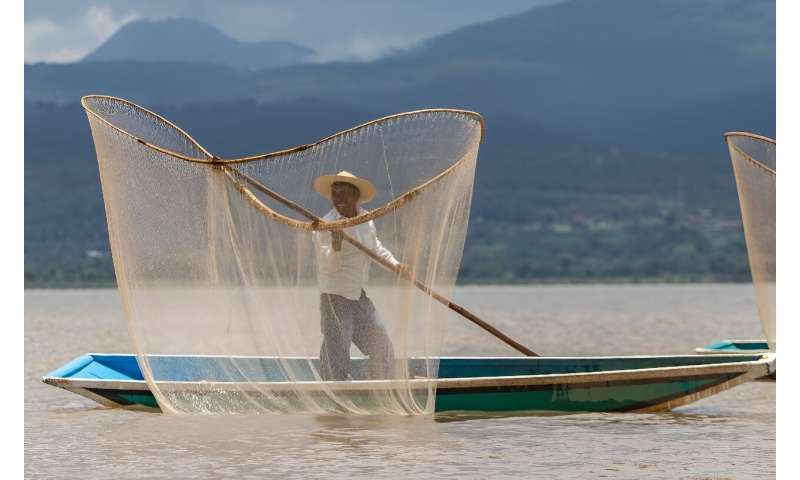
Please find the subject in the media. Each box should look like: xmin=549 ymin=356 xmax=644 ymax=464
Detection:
xmin=24 ymin=276 xmax=753 ymax=289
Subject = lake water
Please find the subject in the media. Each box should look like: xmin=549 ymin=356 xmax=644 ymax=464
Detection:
xmin=25 ymin=285 xmax=774 ymax=479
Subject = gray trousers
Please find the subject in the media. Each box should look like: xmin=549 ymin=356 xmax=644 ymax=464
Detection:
xmin=319 ymin=290 xmax=395 ymax=381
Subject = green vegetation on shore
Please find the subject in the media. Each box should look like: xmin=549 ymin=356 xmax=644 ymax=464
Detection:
xmin=25 ymin=199 xmax=751 ymax=288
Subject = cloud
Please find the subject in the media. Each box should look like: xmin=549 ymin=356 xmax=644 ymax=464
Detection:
xmin=211 ymin=4 xmax=297 ymax=43
xmin=23 ymin=0 xmax=558 ymax=64
xmin=313 ymin=33 xmax=418 ymax=63
xmin=85 ymin=5 xmax=139 ymax=40
xmin=25 ymin=5 xmax=141 ymax=63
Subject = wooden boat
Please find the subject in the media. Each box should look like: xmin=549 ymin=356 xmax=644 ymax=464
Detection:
xmin=43 ymin=353 xmax=775 ymax=414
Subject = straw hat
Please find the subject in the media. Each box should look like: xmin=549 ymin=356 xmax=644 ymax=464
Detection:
xmin=313 ymin=170 xmax=376 ymax=204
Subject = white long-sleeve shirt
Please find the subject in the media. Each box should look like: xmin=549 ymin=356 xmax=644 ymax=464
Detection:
xmin=312 ymin=207 xmax=401 ymax=300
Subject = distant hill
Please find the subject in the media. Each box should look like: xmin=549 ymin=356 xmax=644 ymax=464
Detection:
xmin=26 ymin=0 xmax=774 ymax=152
xmin=25 ymin=61 xmax=257 ymax=104
xmin=83 ymin=18 xmax=315 ymax=70
xmin=402 ymin=0 xmax=775 ymax=149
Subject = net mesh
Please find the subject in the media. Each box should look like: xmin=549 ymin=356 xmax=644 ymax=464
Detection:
xmin=725 ymin=133 xmax=775 ymax=351
xmin=83 ymin=96 xmax=483 ymax=414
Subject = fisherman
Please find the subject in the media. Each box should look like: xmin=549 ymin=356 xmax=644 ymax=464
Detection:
xmin=312 ymin=170 xmax=405 ymax=381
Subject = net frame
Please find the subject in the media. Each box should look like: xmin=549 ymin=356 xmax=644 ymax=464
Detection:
xmin=82 ymin=95 xmax=488 ymax=414
xmin=82 ymin=95 xmax=484 ymax=229
xmin=724 ymin=131 xmax=776 ymax=351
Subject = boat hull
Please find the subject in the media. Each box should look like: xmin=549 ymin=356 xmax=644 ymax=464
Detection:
xmin=696 ymin=339 xmax=774 ymax=381
xmin=43 ymin=354 xmax=775 ymax=414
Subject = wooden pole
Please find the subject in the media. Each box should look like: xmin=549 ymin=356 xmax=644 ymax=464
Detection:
xmin=224 ymin=166 xmax=539 ymax=357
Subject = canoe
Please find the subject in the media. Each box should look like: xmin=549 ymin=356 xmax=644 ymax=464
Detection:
xmin=43 ymin=353 xmax=775 ymax=414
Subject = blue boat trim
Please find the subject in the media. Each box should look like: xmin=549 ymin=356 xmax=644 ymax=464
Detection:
xmin=698 ymin=339 xmax=770 ymax=352
xmin=44 ymin=354 xmax=95 ymax=379
xmin=45 ymin=353 xmax=764 ymax=382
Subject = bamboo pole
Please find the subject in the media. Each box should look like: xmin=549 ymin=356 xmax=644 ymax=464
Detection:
xmin=224 ymin=165 xmax=539 ymax=357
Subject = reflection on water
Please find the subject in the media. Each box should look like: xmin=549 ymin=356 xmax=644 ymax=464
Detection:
xmin=25 ymin=286 xmax=774 ymax=479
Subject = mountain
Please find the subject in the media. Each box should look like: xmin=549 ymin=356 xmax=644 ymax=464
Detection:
xmin=83 ymin=18 xmax=315 ymax=70
xmin=25 ymin=61 xmax=257 ymax=104
xmin=401 ymin=0 xmax=775 ymax=148
xmin=25 ymin=0 xmax=774 ymax=151
xmin=257 ymin=0 xmax=774 ymax=150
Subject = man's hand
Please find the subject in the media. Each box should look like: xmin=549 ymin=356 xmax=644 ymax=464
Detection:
xmin=331 ymin=230 xmax=343 ymax=251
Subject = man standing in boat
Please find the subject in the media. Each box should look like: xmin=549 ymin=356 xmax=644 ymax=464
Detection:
xmin=312 ymin=171 xmax=405 ymax=381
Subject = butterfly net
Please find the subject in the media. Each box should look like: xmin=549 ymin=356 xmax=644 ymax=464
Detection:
xmin=83 ymin=95 xmax=482 ymax=414
xmin=726 ymin=133 xmax=776 ymax=350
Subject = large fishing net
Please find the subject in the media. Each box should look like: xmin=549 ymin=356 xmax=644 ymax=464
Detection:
xmin=725 ymin=132 xmax=775 ymax=351
xmin=83 ymin=95 xmax=483 ymax=414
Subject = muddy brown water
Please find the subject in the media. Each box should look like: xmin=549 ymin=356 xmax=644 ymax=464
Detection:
xmin=25 ymin=285 xmax=774 ymax=479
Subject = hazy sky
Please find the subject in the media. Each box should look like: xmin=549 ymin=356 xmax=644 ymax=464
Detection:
xmin=25 ymin=0 xmax=559 ymax=63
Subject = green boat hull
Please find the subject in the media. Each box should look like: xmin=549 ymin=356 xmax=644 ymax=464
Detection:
xmin=44 ymin=353 xmax=775 ymax=414
xmin=696 ymin=340 xmax=774 ymax=381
